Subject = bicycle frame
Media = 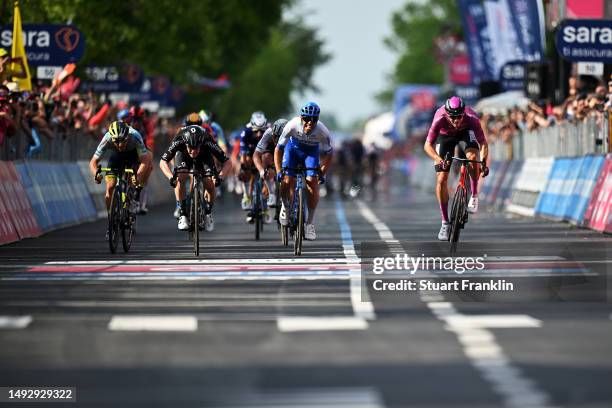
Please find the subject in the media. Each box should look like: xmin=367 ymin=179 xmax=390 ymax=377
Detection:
xmin=99 ymin=166 xmax=137 ymax=253
xmin=282 ymin=166 xmax=320 ymax=255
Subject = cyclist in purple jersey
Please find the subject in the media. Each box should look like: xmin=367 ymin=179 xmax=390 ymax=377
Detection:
xmin=423 ymin=96 xmax=489 ymax=240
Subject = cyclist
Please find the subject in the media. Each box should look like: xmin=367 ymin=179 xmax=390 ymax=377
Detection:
xmin=423 ymin=96 xmax=489 ymax=241
xmin=199 ymin=109 xmax=228 ymax=153
xmin=159 ymin=125 xmax=230 ymax=231
xmin=253 ymin=118 xmax=287 ymax=223
xmin=275 ymin=102 xmax=332 ymax=241
xmin=89 ymin=121 xmax=153 ymax=236
xmin=239 ymin=111 xmax=268 ymax=214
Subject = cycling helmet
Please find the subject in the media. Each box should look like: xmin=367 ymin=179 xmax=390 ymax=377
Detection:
xmin=300 ymin=101 xmax=320 ymax=118
xmin=108 ymin=120 xmax=129 ymax=142
xmin=184 ymin=112 xmax=202 ymax=126
xmin=250 ymin=111 xmax=267 ymax=130
xmin=272 ymin=118 xmax=288 ymax=136
xmin=182 ymin=125 xmax=206 ymax=148
xmin=444 ymin=96 xmax=465 ymax=117
xmin=198 ymin=109 xmax=210 ymax=124
xmin=117 ymin=108 xmax=129 ymax=121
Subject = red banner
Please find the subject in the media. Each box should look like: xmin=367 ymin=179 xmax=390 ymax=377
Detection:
xmin=0 ymin=161 xmax=41 ymax=240
xmin=584 ymin=156 xmax=612 ymax=233
xmin=449 ymin=54 xmax=472 ymax=85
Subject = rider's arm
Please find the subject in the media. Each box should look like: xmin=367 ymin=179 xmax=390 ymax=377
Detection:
xmin=320 ymin=151 xmax=332 ymax=175
xmin=159 ymin=141 xmax=180 ymax=180
xmin=274 ymin=146 xmax=284 ymax=174
xmin=90 ymin=134 xmax=109 ymax=177
xmin=423 ymin=141 xmax=442 ymax=163
xmin=424 ymin=117 xmax=443 ymax=162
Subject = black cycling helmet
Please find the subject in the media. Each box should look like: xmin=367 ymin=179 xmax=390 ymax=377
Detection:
xmin=182 ymin=125 xmax=206 ymax=148
xmin=272 ymin=118 xmax=288 ymax=136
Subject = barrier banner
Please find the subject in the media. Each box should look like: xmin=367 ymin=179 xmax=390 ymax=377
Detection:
xmin=566 ymin=156 xmax=605 ymax=223
xmin=62 ymin=163 xmax=97 ymax=221
xmin=495 ymin=160 xmax=523 ymax=209
xmin=536 ymin=157 xmax=574 ymax=219
xmin=480 ymin=161 xmax=505 ymax=204
xmin=14 ymin=162 xmax=52 ymax=231
xmin=583 ymin=156 xmax=612 ymax=233
xmin=0 ymin=162 xmax=20 ymax=244
xmin=507 ymin=157 xmax=554 ymax=216
xmin=0 ymin=161 xmax=41 ymax=239
xmin=77 ymin=160 xmax=106 ymax=218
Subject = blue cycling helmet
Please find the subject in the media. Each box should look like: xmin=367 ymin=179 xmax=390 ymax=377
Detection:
xmin=300 ymin=101 xmax=320 ymax=118
xmin=117 ymin=108 xmax=129 ymax=121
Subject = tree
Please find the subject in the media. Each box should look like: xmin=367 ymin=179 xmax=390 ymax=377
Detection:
xmin=378 ymin=0 xmax=460 ymax=104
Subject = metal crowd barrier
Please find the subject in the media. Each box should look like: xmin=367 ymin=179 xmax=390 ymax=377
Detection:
xmin=1 ymin=128 xmax=100 ymax=162
xmin=489 ymin=114 xmax=610 ymax=160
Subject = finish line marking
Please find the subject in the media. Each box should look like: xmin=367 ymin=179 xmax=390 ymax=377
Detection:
xmin=108 ymin=315 xmax=197 ymax=332
xmin=277 ymin=316 xmax=369 ymax=332
xmin=0 ymin=315 xmax=32 ymax=329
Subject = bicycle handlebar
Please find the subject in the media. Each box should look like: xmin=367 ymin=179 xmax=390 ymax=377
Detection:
xmin=172 ymin=168 xmax=216 ymax=177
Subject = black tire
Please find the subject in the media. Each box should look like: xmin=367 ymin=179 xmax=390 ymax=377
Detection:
xmin=254 ymin=181 xmax=261 ymax=240
xmin=108 ymin=186 xmax=122 ymax=254
xmin=294 ymin=187 xmax=303 ymax=256
xmin=449 ymin=186 xmax=466 ymax=253
xmin=281 ymin=225 xmax=289 ymax=246
xmin=121 ymin=188 xmax=134 ymax=253
xmin=193 ymin=182 xmax=200 ymax=256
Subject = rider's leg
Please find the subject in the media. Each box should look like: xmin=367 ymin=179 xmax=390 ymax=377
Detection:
xmin=305 ymin=176 xmax=319 ymax=224
xmin=104 ymin=177 xmax=118 ymax=210
xmin=436 ymin=171 xmax=450 ymax=224
xmin=203 ymin=177 xmax=215 ymax=213
xmin=465 ymin=147 xmax=480 ymax=197
xmin=176 ymin=173 xmax=189 ymax=213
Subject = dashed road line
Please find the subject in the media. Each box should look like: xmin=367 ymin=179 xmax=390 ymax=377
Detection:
xmin=0 ymin=315 xmax=32 ymax=329
xmin=277 ymin=316 xmax=369 ymax=332
xmin=108 ymin=315 xmax=198 ymax=332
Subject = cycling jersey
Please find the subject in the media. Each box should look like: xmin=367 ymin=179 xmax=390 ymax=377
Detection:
xmin=94 ymin=126 xmax=147 ymax=160
xmin=255 ymin=128 xmax=277 ymax=154
xmin=239 ymin=123 xmax=268 ymax=156
xmin=426 ymin=106 xmax=486 ymax=145
xmin=161 ymin=130 xmax=228 ymax=167
xmin=277 ymin=117 xmax=332 ymax=153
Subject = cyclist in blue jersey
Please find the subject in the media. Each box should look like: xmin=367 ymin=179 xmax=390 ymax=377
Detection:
xmin=239 ymin=111 xmax=269 ymax=213
xmin=275 ymin=102 xmax=332 ymax=241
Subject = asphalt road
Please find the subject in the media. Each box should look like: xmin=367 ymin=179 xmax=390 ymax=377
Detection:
xmin=0 ymin=185 xmax=611 ymax=408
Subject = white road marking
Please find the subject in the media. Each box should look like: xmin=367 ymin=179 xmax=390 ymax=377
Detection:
xmin=277 ymin=316 xmax=369 ymax=332
xmin=0 ymin=315 xmax=32 ymax=329
xmin=443 ymin=315 xmax=542 ymax=329
xmin=355 ymin=200 xmax=557 ymax=408
xmin=218 ymin=387 xmax=384 ymax=407
xmin=108 ymin=315 xmax=197 ymax=332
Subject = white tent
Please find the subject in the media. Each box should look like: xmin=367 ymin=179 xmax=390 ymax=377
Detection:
xmin=474 ymin=90 xmax=529 ymax=114
xmin=363 ymin=112 xmax=394 ymax=150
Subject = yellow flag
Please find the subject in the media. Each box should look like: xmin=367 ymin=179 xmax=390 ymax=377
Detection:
xmin=10 ymin=1 xmax=32 ymax=91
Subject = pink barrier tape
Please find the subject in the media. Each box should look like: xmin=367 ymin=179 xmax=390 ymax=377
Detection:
xmin=584 ymin=156 xmax=612 ymax=233
xmin=0 ymin=161 xmax=41 ymax=239
xmin=0 ymin=161 xmax=32 ymax=243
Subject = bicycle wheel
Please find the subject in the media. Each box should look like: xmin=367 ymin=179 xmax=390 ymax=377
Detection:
xmin=254 ymin=180 xmax=261 ymax=240
xmin=294 ymin=187 xmax=304 ymax=256
xmin=449 ymin=186 xmax=466 ymax=253
xmin=193 ymin=182 xmax=200 ymax=256
xmin=122 ymin=187 xmax=135 ymax=253
xmin=107 ymin=185 xmax=122 ymax=254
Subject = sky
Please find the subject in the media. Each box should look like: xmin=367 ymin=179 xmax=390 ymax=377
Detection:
xmin=286 ymin=0 xmax=406 ymax=128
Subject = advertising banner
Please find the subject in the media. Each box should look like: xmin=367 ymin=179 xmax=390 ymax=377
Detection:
xmin=457 ymin=0 xmax=496 ymax=82
xmin=555 ymin=19 xmax=612 ymax=63
xmin=506 ymin=0 xmax=546 ymax=62
xmin=0 ymin=24 xmax=85 ymax=65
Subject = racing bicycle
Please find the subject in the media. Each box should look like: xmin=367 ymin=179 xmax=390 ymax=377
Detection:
xmin=97 ymin=165 xmax=138 ymax=254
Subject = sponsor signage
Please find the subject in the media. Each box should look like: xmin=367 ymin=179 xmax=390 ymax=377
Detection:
xmin=555 ymin=19 xmax=612 ymax=63
xmin=0 ymin=24 xmax=85 ymax=65
xmin=82 ymin=64 xmax=144 ymax=93
xmin=454 ymin=84 xmax=481 ymax=106
xmin=577 ymin=61 xmax=604 ymax=76
xmin=500 ymin=61 xmax=526 ymax=91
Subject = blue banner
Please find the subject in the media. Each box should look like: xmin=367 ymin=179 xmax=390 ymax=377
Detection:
xmin=81 ymin=63 xmax=144 ymax=93
xmin=555 ymin=19 xmax=612 ymax=63
xmin=0 ymin=24 xmax=85 ymax=65
xmin=500 ymin=61 xmax=525 ymax=91
xmin=457 ymin=0 xmax=496 ymax=82
xmin=506 ymin=0 xmax=545 ymax=62
xmin=454 ymin=84 xmax=481 ymax=106
xmin=392 ymin=85 xmax=440 ymax=139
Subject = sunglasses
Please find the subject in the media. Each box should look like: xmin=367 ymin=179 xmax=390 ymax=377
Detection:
xmin=449 ymin=114 xmax=464 ymax=120
xmin=113 ymin=139 xmax=128 ymax=145
xmin=301 ymin=116 xmax=318 ymax=123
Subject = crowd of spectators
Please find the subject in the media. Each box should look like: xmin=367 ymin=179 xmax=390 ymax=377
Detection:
xmin=482 ymin=76 xmax=612 ymax=144
xmin=0 ymin=49 xmax=159 ymax=160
